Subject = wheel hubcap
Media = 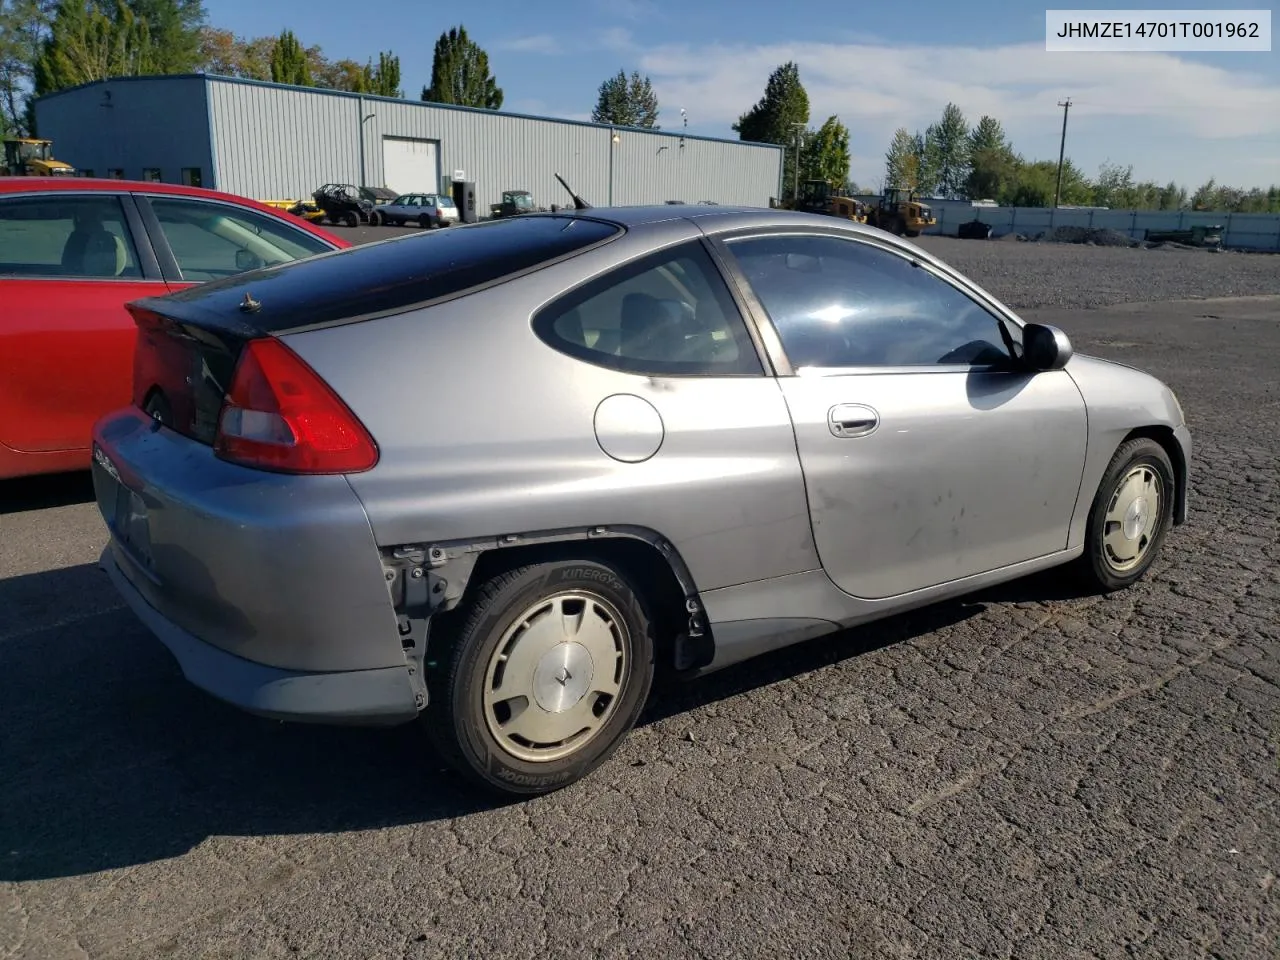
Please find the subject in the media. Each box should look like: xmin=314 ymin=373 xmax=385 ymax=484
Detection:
xmin=483 ymin=592 xmax=627 ymax=763
xmin=1102 ymin=465 xmax=1163 ymax=573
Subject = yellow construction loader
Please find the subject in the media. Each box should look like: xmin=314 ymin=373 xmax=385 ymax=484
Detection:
xmin=776 ymin=179 xmax=867 ymax=222
xmin=1 ymin=138 xmax=76 ymax=176
xmin=863 ymin=187 xmax=936 ymax=238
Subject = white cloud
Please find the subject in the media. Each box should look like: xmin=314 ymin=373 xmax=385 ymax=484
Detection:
xmin=592 ymin=0 xmax=661 ymax=22
xmin=633 ymin=39 xmax=1280 ymax=186
xmin=496 ymin=35 xmax=561 ymax=55
xmin=597 ymin=27 xmax=637 ymax=52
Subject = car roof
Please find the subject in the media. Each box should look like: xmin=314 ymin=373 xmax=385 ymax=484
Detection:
xmin=538 ymin=203 xmax=895 ymax=241
xmin=0 ymin=176 xmax=350 ymax=247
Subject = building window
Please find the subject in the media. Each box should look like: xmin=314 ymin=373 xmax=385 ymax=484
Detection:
xmin=107 ymin=169 xmax=124 ymax=179
xmin=142 ymin=168 xmax=161 ymax=182
xmin=181 ymin=167 xmax=202 ymax=187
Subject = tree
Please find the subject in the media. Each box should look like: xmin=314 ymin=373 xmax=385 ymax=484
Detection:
xmin=926 ymin=102 xmax=969 ymax=198
xmin=965 ymin=146 xmax=1018 ymax=202
xmin=421 ymin=25 xmax=501 ymax=109
xmin=962 ymin=115 xmax=1017 ymax=200
xmin=884 ymin=127 xmax=920 ymax=192
xmin=365 ymin=50 xmax=400 ymax=98
xmin=33 ymin=0 xmax=154 ymax=96
xmin=0 ymin=0 xmax=55 ymax=135
xmin=733 ymin=61 xmax=809 ymax=196
xmin=1007 ymin=158 xmax=1090 ymax=207
xmin=125 ymin=0 xmax=204 ymax=74
xmin=802 ymin=115 xmax=850 ymax=185
xmin=590 ymin=69 xmax=658 ymax=128
xmin=269 ymin=28 xmax=310 ymax=86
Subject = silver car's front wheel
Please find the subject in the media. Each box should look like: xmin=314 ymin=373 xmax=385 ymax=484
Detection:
xmin=1081 ymin=437 xmax=1176 ymax=591
xmin=424 ymin=558 xmax=655 ymax=796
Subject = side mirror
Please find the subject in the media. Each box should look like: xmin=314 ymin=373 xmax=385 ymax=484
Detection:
xmin=1021 ymin=322 xmax=1073 ymax=371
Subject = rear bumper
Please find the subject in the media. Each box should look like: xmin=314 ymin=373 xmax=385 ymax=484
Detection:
xmin=102 ymin=545 xmax=419 ymax=725
xmin=91 ymin=407 xmax=419 ymax=724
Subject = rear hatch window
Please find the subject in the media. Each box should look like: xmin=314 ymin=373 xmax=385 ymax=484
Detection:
xmin=142 ymin=213 xmax=620 ymax=336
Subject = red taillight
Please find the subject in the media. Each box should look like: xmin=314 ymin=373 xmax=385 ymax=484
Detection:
xmin=213 ymin=338 xmax=379 ymax=474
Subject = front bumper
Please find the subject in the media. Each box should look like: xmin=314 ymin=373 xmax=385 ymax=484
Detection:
xmin=102 ymin=545 xmax=419 ymax=725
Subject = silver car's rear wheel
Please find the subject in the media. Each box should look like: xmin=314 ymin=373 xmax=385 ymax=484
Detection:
xmin=1081 ymin=437 xmax=1176 ymax=591
xmin=483 ymin=592 xmax=629 ymax=763
xmin=424 ymin=558 xmax=655 ymax=796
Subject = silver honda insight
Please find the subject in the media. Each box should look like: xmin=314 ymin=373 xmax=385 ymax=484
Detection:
xmin=92 ymin=204 xmax=1191 ymax=796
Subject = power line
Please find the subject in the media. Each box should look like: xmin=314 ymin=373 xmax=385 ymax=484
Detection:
xmin=1054 ymin=98 xmax=1072 ymax=209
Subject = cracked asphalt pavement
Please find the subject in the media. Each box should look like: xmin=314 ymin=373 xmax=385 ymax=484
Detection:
xmin=1 ymin=233 xmax=1277 ymax=959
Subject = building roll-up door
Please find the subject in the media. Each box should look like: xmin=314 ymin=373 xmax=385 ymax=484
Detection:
xmin=382 ymin=137 xmax=440 ymax=195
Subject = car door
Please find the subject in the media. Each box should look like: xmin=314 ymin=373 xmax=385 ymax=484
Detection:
xmin=136 ymin=193 xmax=339 ymax=287
xmin=0 ymin=191 xmax=167 ymax=454
xmin=715 ymin=228 xmax=1089 ymax=600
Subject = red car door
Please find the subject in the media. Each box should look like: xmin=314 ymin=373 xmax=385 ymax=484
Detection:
xmin=0 ymin=191 xmax=168 ymax=458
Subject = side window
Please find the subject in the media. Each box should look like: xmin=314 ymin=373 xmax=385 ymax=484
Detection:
xmin=0 ymin=195 xmax=143 ymax=279
xmin=147 ymin=196 xmax=333 ymax=282
xmin=534 ymin=240 xmax=762 ymax=376
xmin=725 ymin=234 xmax=1013 ymax=369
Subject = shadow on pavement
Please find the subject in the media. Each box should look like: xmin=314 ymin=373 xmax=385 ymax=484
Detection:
xmin=0 ymin=470 xmax=95 ymax=515
xmin=0 ymin=560 xmax=1096 ymax=882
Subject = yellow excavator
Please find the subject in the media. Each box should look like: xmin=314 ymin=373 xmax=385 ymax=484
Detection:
xmin=1 ymin=138 xmax=76 ymax=176
xmin=863 ymin=186 xmax=936 ymax=238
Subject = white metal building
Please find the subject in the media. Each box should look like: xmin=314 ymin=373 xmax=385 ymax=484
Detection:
xmin=34 ymin=75 xmax=785 ymax=213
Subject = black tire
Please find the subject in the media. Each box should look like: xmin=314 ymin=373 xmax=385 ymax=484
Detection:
xmin=905 ymin=229 xmax=921 ymax=238
xmin=424 ymin=558 xmax=656 ymax=796
xmin=343 ymin=211 xmax=359 ymax=228
xmin=419 ymin=214 xmax=433 ymax=229
xmin=1078 ymin=437 xmax=1176 ymax=592
xmin=369 ymin=210 xmax=382 ymax=226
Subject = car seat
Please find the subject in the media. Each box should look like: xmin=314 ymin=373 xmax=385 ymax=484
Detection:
xmin=619 ymin=292 xmax=684 ymax=361
xmin=61 ymin=220 xmax=127 ymax=278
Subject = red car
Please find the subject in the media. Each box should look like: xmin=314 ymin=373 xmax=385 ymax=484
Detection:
xmin=0 ymin=177 xmax=349 ymax=480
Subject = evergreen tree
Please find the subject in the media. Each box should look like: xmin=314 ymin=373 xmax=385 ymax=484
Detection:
xmin=420 ymin=25 xmax=501 ymax=109
xmin=590 ymin=69 xmax=658 ymax=128
xmin=928 ymin=102 xmax=969 ymax=198
xmin=269 ymin=28 xmax=310 ymax=85
xmin=733 ymin=61 xmax=809 ymax=196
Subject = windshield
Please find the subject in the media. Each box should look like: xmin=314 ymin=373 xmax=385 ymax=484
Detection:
xmin=18 ymin=141 xmax=51 ymax=162
xmin=510 ymin=193 xmax=534 ymax=210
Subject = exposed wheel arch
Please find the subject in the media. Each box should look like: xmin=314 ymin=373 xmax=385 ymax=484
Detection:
xmin=380 ymin=525 xmax=714 ymax=676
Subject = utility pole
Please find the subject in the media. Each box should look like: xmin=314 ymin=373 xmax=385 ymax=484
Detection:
xmin=791 ymin=121 xmax=805 ymax=201
xmin=1053 ymin=98 xmax=1072 ymax=209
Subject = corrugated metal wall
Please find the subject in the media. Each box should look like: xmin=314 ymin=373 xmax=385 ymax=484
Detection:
xmin=205 ymin=78 xmax=783 ymax=211
xmin=206 ymin=80 xmax=360 ymax=199
xmin=34 ymin=77 xmax=214 ymax=184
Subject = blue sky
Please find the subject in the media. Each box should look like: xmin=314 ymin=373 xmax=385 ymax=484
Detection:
xmin=208 ymin=0 xmax=1279 ymax=190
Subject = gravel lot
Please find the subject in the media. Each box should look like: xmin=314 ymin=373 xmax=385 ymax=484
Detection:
xmin=1 ymin=232 xmax=1277 ymax=960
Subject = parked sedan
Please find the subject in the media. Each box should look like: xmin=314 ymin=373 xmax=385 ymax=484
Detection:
xmin=92 ymin=206 xmax=1190 ymax=797
xmin=0 ymin=177 xmax=347 ymax=480
xmin=370 ymin=193 xmax=459 ymax=228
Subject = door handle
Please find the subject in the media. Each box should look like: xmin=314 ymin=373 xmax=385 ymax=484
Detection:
xmin=828 ymin=403 xmax=879 ymax=438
